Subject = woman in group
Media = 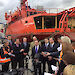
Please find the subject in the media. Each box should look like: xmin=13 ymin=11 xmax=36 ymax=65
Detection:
xmin=63 ymin=51 xmax=75 ymax=75
xmin=0 ymin=40 xmax=11 ymax=72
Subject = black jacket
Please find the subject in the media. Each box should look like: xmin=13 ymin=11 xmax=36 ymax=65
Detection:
xmin=13 ymin=44 xmax=23 ymax=61
xmin=8 ymin=40 xmax=14 ymax=52
xmin=21 ymin=42 xmax=30 ymax=53
xmin=48 ymin=43 xmax=60 ymax=53
xmin=41 ymin=43 xmax=50 ymax=52
xmin=32 ymin=45 xmax=42 ymax=59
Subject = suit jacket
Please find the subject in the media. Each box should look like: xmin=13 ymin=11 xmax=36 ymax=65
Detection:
xmin=41 ymin=43 xmax=50 ymax=52
xmin=32 ymin=45 xmax=42 ymax=59
xmin=21 ymin=42 xmax=30 ymax=53
xmin=48 ymin=42 xmax=60 ymax=53
xmin=30 ymin=41 xmax=41 ymax=50
xmin=8 ymin=40 xmax=14 ymax=51
xmin=13 ymin=44 xmax=23 ymax=61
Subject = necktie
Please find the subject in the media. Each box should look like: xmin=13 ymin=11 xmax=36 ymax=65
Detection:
xmin=50 ymin=44 xmax=53 ymax=48
xmin=16 ymin=44 xmax=19 ymax=47
xmin=24 ymin=42 xmax=26 ymax=47
xmin=45 ymin=44 xmax=47 ymax=47
xmin=35 ymin=46 xmax=38 ymax=53
xmin=45 ymin=44 xmax=47 ymax=49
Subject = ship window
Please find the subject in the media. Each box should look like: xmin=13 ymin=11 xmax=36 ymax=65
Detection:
xmin=34 ymin=16 xmax=42 ymax=29
xmin=34 ymin=12 xmax=37 ymax=14
xmin=34 ymin=16 xmax=55 ymax=29
xmin=25 ymin=21 xmax=28 ymax=23
xmin=44 ymin=16 xmax=55 ymax=28
xmin=30 ymin=12 xmax=33 ymax=15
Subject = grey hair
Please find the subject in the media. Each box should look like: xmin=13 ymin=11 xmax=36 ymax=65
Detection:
xmin=61 ymin=36 xmax=71 ymax=44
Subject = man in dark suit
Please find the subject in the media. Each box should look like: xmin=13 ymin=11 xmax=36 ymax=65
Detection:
xmin=47 ymin=37 xmax=60 ymax=74
xmin=13 ymin=39 xmax=24 ymax=69
xmin=32 ymin=40 xmax=42 ymax=75
xmin=21 ymin=37 xmax=30 ymax=67
xmin=7 ymin=35 xmax=14 ymax=51
xmin=41 ymin=38 xmax=49 ymax=73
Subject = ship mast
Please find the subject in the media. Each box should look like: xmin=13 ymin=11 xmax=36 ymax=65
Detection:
xmin=20 ymin=0 xmax=27 ymax=17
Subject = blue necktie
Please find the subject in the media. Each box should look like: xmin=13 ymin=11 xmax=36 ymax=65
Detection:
xmin=35 ymin=46 xmax=38 ymax=53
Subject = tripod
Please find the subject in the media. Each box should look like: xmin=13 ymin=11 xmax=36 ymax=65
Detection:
xmin=24 ymin=55 xmax=33 ymax=75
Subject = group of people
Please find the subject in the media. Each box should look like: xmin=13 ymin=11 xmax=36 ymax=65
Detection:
xmin=0 ymin=36 xmax=30 ymax=72
xmin=0 ymin=35 xmax=75 ymax=75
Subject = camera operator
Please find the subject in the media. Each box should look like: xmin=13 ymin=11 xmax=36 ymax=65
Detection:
xmin=32 ymin=40 xmax=42 ymax=75
xmin=21 ymin=37 xmax=30 ymax=68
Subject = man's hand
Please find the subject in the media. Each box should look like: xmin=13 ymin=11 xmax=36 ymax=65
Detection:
xmin=11 ymin=50 xmax=13 ymax=53
xmin=48 ymin=56 xmax=52 ymax=61
xmin=46 ymin=52 xmax=50 ymax=56
xmin=20 ymin=49 xmax=24 ymax=52
xmin=23 ymin=53 xmax=27 ymax=55
xmin=43 ymin=54 xmax=47 ymax=57
xmin=8 ymin=52 xmax=11 ymax=55
xmin=41 ymin=52 xmax=44 ymax=55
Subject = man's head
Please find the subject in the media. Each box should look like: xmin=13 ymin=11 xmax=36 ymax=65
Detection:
xmin=44 ymin=38 xmax=49 ymax=44
xmin=57 ymin=37 xmax=62 ymax=43
xmin=7 ymin=35 xmax=12 ymax=40
xmin=15 ymin=39 xmax=20 ymax=44
xmin=49 ymin=37 xmax=54 ymax=44
xmin=23 ymin=37 xmax=27 ymax=42
xmin=33 ymin=36 xmax=37 ymax=41
xmin=3 ymin=40 xmax=9 ymax=46
xmin=72 ymin=42 xmax=75 ymax=50
xmin=34 ymin=40 xmax=39 ymax=46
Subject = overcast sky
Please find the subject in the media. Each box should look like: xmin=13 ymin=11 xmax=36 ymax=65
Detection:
xmin=0 ymin=0 xmax=75 ymax=23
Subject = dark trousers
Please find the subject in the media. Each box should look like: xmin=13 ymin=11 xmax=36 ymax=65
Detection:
xmin=57 ymin=60 xmax=66 ymax=75
xmin=2 ymin=63 xmax=9 ymax=72
xmin=12 ymin=59 xmax=24 ymax=69
xmin=42 ymin=57 xmax=48 ymax=73
xmin=47 ymin=59 xmax=56 ymax=74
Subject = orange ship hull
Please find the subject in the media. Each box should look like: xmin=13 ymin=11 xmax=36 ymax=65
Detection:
xmin=5 ymin=0 xmax=75 ymax=42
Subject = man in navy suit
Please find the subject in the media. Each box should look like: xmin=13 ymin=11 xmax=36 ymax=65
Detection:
xmin=32 ymin=40 xmax=42 ymax=75
xmin=21 ymin=37 xmax=30 ymax=67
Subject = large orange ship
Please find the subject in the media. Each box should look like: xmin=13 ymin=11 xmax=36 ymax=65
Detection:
xmin=5 ymin=0 xmax=75 ymax=41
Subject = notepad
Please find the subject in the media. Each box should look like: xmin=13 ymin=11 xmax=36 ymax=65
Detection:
xmin=44 ymin=72 xmax=52 ymax=75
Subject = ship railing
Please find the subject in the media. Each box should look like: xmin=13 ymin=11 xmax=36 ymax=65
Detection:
xmin=35 ymin=8 xmax=66 ymax=14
